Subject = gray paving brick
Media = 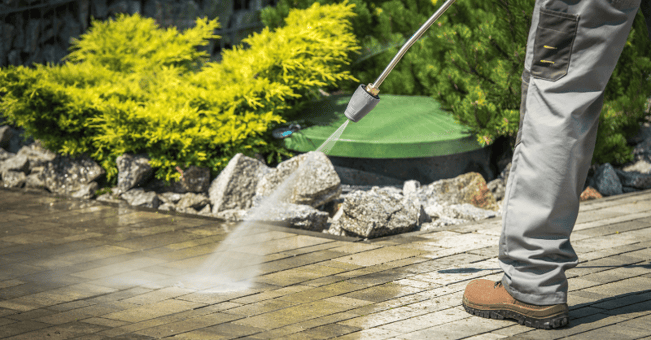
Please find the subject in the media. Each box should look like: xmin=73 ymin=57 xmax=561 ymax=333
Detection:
xmin=0 ymin=320 xmax=51 ymax=338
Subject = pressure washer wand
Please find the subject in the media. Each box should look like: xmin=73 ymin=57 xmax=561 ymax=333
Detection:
xmin=344 ymin=0 xmax=457 ymax=123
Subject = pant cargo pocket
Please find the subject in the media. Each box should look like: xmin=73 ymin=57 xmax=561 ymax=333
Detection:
xmin=531 ymin=8 xmax=579 ymax=81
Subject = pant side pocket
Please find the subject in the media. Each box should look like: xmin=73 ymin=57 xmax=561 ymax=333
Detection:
xmin=531 ymin=8 xmax=579 ymax=81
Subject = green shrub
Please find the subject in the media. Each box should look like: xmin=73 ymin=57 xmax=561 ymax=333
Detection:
xmin=263 ymin=0 xmax=651 ymax=166
xmin=421 ymin=0 xmax=651 ymax=165
xmin=0 ymin=3 xmax=361 ymax=184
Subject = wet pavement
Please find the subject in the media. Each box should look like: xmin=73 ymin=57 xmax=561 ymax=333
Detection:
xmin=0 ymin=187 xmax=650 ymax=339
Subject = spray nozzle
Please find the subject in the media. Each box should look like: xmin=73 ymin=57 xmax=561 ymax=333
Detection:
xmin=344 ymin=84 xmax=381 ymax=123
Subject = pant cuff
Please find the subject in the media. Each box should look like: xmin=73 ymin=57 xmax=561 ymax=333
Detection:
xmin=501 ymin=276 xmax=567 ymax=306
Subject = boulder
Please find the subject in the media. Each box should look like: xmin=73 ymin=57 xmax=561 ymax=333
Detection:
xmin=120 ymin=188 xmax=160 ymax=209
xmin=116 ymin=154 xmax=153 ymax=193
xmin=403 ymin=180 xmax=421 ymax=197
xmin=256 ymin=151 xmax=341 ymax=208
xmin=0 ymin=125 xmax=14 ymax=149
xmin=245 ymin=200 xmax=329 ymax=232
xmin=96 ymin=193 xmax=123 ymax=204
xmin=71 ymin=182 xmax=99 ymax=199
xmin=1 ymin=171 xmax=26 ymax=188
xmin=580 ymin=186 xmax=602 ymax=202
xmin=487 ymin=178 xmax=506 ymax=201
xmin=41 ymin=154 xmax=105 ymax=195
xmin=615 ymin=169 xmax=651 ymax=190
xmin=424 ymin=202 xmax=498 ymax=222
xmin=215 ymin=209 xmax=248 ymax=222
xmin=176 ymin=193 xmax=210 ymax=211
xmin=0 ymin=148 xmax=15 ymax=161
xmin=415 ymin=172 xmax=499 ymax=211
xmin=16 ymin=144 xmax=56 ymax=169
xmin=634 ymin=138 xmax=651 ymax=162
xmin=158 ymin=202 xmax=176 ymax=211
xmin=500 ymin=162 xmax=512 ymax=182
xmin=210 ymin=153 xmax=271 ymax=213
xmin=622 ymin=159 xmax=651 ymax=174
xmin=594 ymin=163 xmax=623 ymax=196
xmin=1 ymin=154 xmax=29 ymax=174
xmin=331 ymin=188 xmax=424 ymax=239
xmin=158 ymin=192 xmax=183 ymax=205
xmin=25 ymin=173 xmax=46 ymax=189
xmin=176 ymin=165 xmax=210 ymax=193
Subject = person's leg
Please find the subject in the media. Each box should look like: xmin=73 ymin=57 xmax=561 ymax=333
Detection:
xmin=501 ymin=0 xmax=641 ymax=306
xmin=463 ymin=0 xmax=642 ymax=328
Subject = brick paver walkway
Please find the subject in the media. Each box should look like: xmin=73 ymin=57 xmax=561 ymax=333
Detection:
xmin=1 ymin=187 xmax=650 ymax=339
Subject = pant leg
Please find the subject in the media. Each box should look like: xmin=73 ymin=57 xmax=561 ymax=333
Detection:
xmin=499 ymin=0 xmax=642 ymax=306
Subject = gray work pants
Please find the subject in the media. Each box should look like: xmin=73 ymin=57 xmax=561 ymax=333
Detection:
xmin=499 ymin=0 xmax=643 ymax=305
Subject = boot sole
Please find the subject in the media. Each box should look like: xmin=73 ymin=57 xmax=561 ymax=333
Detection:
xmin=462 ymin=303 xmax=569 ymax=329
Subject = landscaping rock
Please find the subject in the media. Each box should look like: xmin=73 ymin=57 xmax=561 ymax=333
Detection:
xmin=487 ymin=178 xmax=506 ymax=201
xmin=71 ymin=182 xmax=99 ymax=199
xmin=424 ymin=202 xmax=498 ymax=222
xmin=96 ymin=193 xmax=123 ymax=204
xmin=177 ymin=193 xmax=210 ymax=211
xmin=0 ymin=148 xmax=15 ymax=161
xmin=622 ymin=159 xmax=651 ymax=174
xmin=501 ymin=162 xmax=512 ymax=182
xmin=331 ymin=188 xmax=425 ymax=239
xmin=615 ymin=169 xmax=651 ymax=190
xmin=594 ymin=163 xmax=623 ymax=196
xmin=210 ymin=153 xmax=271 ymax=214
xmin=580 ymin=186 xmax=602 ymax=201
xmin=215 ymin=209 xmax=248 ymax=222
xmin=403 ymin=180 xmax=421 ymax=197
xmin=415 ymin=172 xmax=499 ymax=211
xmin=116 ymin=154 xmax=153 ymax=193
xmin=634 ymin=138 xmax=651 ymax=162
xmin=16 ymin=144 xmax=56 ymax=169
xmin=245 ymin=200 xmax=329 ymax=232
xmin=256 ymin=151 xmax=341 ymax=208
xmin=158 ymin=192 xmax=183 ymax=205
xmin=0 ymin=125 xmax=14 ymax=149
xmin=158 ymin=202 xmax=176 ymax=211
xmin=25 ymin=173 xmax=46 ymax=189
xmin=121 ymin=188 xmax=159 ymax=209
xmin=1 ymin=171 xmax=26 ymax=188
xmin=1 ymin=154 xmax=29 ymax=174
xmin=41 ymin=154 xmax=105 ymax=196
xmin=176 ymin=165 xmax=211 ymax=193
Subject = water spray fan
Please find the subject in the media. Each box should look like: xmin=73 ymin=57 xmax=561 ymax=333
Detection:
xmin=344 ymin=0 xmax=457 ymax=123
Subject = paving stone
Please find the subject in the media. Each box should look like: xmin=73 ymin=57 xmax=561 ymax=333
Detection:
xmin=134 ymin=312 xmax=240 ymax=338
xmin=103 ymin=299 xmax=205 ymax=322
xmin=175 ymin=322 xmax=265 ymax=339
xmin=563 ymin=323 xmax=651 ymax=340
xmin=0 ymin=320 xmax=52 ymax=338
xmin=298 ymin=323 xmax=362 ymax=339
xmin=601 ymin=299 xmax=651 ymax=319
xmin=232 ymin=299 xmax=351 ymax=330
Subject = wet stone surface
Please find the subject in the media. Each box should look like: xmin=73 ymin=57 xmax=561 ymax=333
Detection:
xmin=0 ymin=187 xmax=650 ymax=339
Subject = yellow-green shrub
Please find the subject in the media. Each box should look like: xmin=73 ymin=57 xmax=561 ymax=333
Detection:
xmin=0 ymin=1 xmax=361 ymax=184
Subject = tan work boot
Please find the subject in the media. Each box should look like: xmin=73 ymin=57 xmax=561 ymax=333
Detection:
xmin=462 ymin=279 xmax=569 ymax=329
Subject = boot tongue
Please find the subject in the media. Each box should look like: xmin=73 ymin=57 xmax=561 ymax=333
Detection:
xmin=494 ymin=281 xmax=503 ymax=289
